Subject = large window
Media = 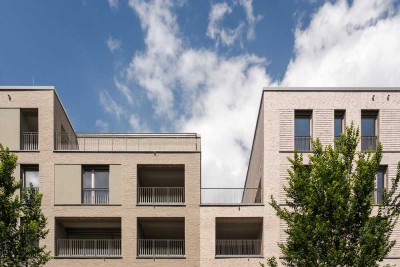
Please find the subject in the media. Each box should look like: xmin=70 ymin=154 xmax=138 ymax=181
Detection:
xmin=295 ymin=110 xmax=312 ymax=151
xmin=334 ymin=110 xmax=345 ymax=140
xmin=22 ymin=165 xmax=39 ymax=190
xmin=361 ymin=110 xmax=378 ymax=151
xmin=374 ymin=167 xmax=386 ymax=205
xmin=82 ymin=166 xmax=109 ymax=204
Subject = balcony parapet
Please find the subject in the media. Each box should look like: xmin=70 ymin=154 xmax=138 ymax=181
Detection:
xmin=55 ymin=132 xmax=200 ymax=152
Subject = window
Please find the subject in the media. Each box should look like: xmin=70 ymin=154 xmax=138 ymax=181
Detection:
xmin=361 ymin=110 xmax=378 ymax=151
xmin=22 ymin=165 xmax=39 ymax=190
xmin=82 ymin=166 xmax=109 ymax=204
xmin=295 ymin=110 xmax=312 ymax=151
xmin=334 ymin=110 xmax=345 ymax=140
xmin=374 ymin=167 xmax=386 ymax=205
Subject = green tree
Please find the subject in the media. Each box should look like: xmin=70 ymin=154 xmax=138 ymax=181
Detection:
xmin=263 ymin=125 xmax=400 ymax=267
xmin=0 ymin=144 xmax=51 ymax=266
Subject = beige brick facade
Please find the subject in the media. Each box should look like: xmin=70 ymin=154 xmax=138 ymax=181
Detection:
xmin=2 ymin=87 xmax=400 ymax=266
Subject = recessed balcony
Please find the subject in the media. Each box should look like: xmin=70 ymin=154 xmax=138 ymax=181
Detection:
xmin=216 ymin=217 xmax=263 ymax=257
xmin=21 ymin=109 xmax=38 ymax=151
xmin=137 ymin=218 xmax=185 ymax=258
xmin=55 ymin=217 xmax=121 ymax=258
xmin=137 ymin=165 xmax=185 ymax=205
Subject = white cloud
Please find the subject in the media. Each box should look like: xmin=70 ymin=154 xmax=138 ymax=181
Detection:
xmin=129 ymin=114 xmax=149 ymax=132
xmin=283 ymin=0 xmax=400 ymax=86
xmin=207 ymin=0 xmax=262 ymax=46
xmin=114 ymin=78 xmax=134 ymax=104
xmin=95 ymin=119 xmax=109 ymax=132
xmin=106 ymin=36 xmax=122 ymax=53
xmin=108 ymin=0 xmax=119 ymax=9
xmin=99 ymin=90 xmax=124 ymax=119
xmin=101 ymin=0 xmax=400 ymax=188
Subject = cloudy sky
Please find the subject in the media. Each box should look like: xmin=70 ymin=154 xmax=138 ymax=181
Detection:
xmin=1 ymin=0 xmax=399 ymax=187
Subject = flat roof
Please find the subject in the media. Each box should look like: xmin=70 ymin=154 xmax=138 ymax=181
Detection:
xmin=263 ymin=87 xmax=400 ymax=92
xmin=0 ymin=86 xmax=55 ymax=90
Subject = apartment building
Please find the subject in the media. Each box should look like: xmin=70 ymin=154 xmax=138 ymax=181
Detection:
xmin=0 ymin=86 xmax=201 ymax=267
xmin=1 ymin=86 xmax=400 ymax=267
xmin=200 ymin=88 xmax=400 ymax=266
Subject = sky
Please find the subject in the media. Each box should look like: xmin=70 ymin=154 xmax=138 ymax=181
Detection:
xmin=1 ymin=0 xmax=400 ymax=187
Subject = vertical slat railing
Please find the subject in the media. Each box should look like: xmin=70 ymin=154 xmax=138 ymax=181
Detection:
xmin=216 ymin=239 xmax=261 ymax=256
xmin=57 ymin=239 xmax=121 ymax=257
xmin=137 ymin=187 xmax=184 ymax=204
xmin=21 ymin=132 xmax=38 ymax=150
xmin=361 ymin=136 xmax=377 ymax=151
xmin=82 ymin=188 xmax=109 ymax=204
xmin=137 ymin=239 xmax=184 ymax=257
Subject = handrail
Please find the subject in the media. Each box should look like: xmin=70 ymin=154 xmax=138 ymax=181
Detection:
xmin=137 ymin=239 xmax=185 ymax=257
xmin=216 ymin=239 xmax=262 ymax=256
xmin=137 ymin=187 xmax=185 ymax=205
xmin=56 ymin=239 xmax=121 ymax=257
xmin=201 ymin=188 xmax=262 ymax=204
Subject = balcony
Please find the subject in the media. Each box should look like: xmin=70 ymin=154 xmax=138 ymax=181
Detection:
xmin=82 ymin=188 xmax=109 ymax=205
xmin=137 ymin=165 xmax=185 ymax=205
xmin=57 ymin=239 xmax=121 ymax=257
xmin=294 ymin=136 xmax=311 ymax=151
xmin=20 ymin=108 xmax=39 ymax=151
xmin=201 ymin=188 xmax=262 ymax=205
xmin=55 ymin=132 xmax=200 ymax=152
xmin=55 ymin=217 xmax=121 ymax=258
xmin=137 ymin=218 xmax=185 ymax=258
xmin=361 ymin=136 xmax=377 ymax=151
xmin=216 ymin=217 xmax=263 ymax=257
xmin=137 ymin=187 xmax=184 ymax=205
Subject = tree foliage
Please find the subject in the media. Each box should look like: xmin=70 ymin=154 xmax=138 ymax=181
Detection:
xmin=265 ymin=124 xmax=400 ymax=267
xmin=0 ymin=144 xmax=51 ymax=266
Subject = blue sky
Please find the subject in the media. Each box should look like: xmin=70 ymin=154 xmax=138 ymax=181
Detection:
xmin=1 ymin=0 xmax=400 ymax=186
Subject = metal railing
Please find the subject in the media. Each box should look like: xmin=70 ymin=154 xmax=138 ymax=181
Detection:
xmin=374 ymin=188 xmax=384 ymax=205
xmin=21 ymin=132 xmax=38 ymax=150
xmin=361 ymin=136 xmax=377 ymax=151
xmin=137 ymin=239 xmax=184 ymax=257
xmin=54 ymin=132 xmax=200 ymax=152
xmin=295 ymin=136 xmax=311 ymax=151
xmin=56 ymin=239 xmax=121 ymax=257
xmin=82 ymin=188 xmax=109 ymax=204
xmin=216 ymin=239 xmax=262 ymax=256
xmin=137 ymin=187 xmax=184 ymax=205
xmin=201 ymin=188 xmax=262 ymax=204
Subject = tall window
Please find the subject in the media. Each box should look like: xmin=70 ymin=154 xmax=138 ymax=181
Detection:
xmin=334 ymin=110 xmax=345 ymax=140
xmin=82 ymin=166 xmax=109 ymax=204
xmin=374 ymin=167 xmax=386 ymax=205
xmin=361 ymin=110 xmax=378 ymax=151
xmin=295 ymin=111 xmax=312 ymax=151
xmin=22 ymin=165 xmax=39 ymax=190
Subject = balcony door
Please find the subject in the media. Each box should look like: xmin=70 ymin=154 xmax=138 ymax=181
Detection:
xmin=82 ymin=166 xmax=109 ymax=204
xmin=295 ymin=110 xmax=312 ymax=151
xmin=361 ymin=110 xmax=378 ymax=151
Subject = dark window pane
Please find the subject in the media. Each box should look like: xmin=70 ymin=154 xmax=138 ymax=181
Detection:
xmin=377 ymin=170 xmax=385 ymax=190
xmin=295 ymin=117 xmax=310 ymax=137
xmin=334 ymin=117 xmax=342 ymax=137
xmin=83 ymin=170 xmax=92 ymax=188
xmin=95 ymin=170 xmax=109 ymax=188
xmin=361 ymin=117 xmax=375 ymax=136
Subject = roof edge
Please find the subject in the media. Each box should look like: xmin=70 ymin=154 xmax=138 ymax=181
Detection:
xmin=263 ymin=86 xmax=400 ymax=92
